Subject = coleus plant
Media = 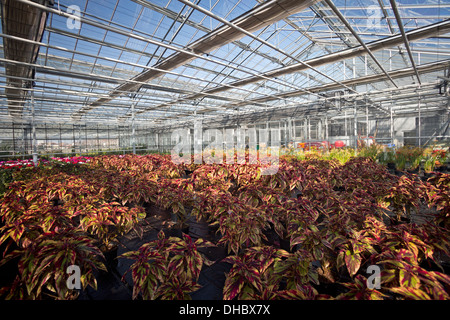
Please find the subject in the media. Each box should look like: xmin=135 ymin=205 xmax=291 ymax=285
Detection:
xmin=425 ymin=173 xmax=450 ymax=229
xmin=91 ymin=154 xmax=183 ymax=178
xmin=1 ymin=152 xmax=449 ymax=300
xmin=379 ymin=173 xmax=428 ymax=223
xmin=0 ymin=167 xmax=146 ymax=252
xmin=155 ymin=178 xmax=195 ymax=228
xmin=190 ymin=164 xmax=232 ymax=193
xmin=222 ymin=246 xmax=290 ymax=300
xmin=119 ymin=230 xmax=214 ymax=300
xmin=378 ymin=248 xmax=450 ymax=300
xmin=0 ymin=201 xmax=75 ymax=250
xmin=336 ymin=274 xmax=387 ymax=300
xmin=0 ymin=175 xmax=79 ymax=250
xmin=273 ymin=248 xmax=320 ymax=290
xmin=213 ymin=193 xmax=270 ymax=255
xmin=223 ymin=246 xmax=330 ymax=300
xmin=335 ymin=229 xmax=378 ymax=278
xmin=79 ymin=202 xmax=146 ymax=250
xmin=0 ymin=228 xmax=106 ymax=300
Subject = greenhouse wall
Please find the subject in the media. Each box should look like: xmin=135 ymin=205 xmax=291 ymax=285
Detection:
xmin=1 ymin=111 xmax=448 ymax=160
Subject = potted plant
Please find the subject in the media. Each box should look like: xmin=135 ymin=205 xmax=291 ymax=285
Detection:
xmin=425 ymin=173 xmax=450 ymax=229
xmin=376 ymin=247 xmax=450 ymax=300
xmin=408 ymin=155 xmax=423 ymax=174
xmin=381 ymin=175 xmax=427 ymax=224
xmin=423 ymin=155 xmax=436 ymax=176
xmin=382 ymin=148 xmax=396 ymax=170
xmin=0 ymin=229 xmax=106 ymax=300
xmin=394 ymin=152 xmax=406 ymax=172
xmin=156 ymin=178 xmax=193 ymax=235
xmin=222 ymin=246 xmax=290 ymax=300
xmin=213 ymin=194 xmax=270 ymax=255
xmin=189 ymin=190 xmax=220 ymax=240
xmin=335 ymin=274 xmax=387 ymax=300
xmin=223 ymin=246 xmax=332 ymax=300
xmin=119 ymin=230 xmax=214 ymax=300
xmin=79 ymin=202 xmax=146 ymax=268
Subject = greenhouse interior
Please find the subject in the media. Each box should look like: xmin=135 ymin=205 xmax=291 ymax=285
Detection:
xmin=0 ymin=0 xmax=450 ymax=302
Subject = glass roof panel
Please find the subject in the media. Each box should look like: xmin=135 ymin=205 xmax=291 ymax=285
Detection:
xmin=0 ymin=0 xmax=449 ymax=126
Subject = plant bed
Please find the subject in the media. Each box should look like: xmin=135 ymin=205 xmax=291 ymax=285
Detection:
xmin=0 ymin=153 xmax=449 ymax=300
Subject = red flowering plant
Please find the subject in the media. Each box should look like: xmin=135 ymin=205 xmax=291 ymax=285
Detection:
xmin=432 ymin=149 xmax=447 ymax=167
xmin=0 ymin=158 xmax=48 ymax=170
xmin=51 ymin=156 xmax=91 ymax=165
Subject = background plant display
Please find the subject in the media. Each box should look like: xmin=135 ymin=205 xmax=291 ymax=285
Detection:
xmin=0 ymin=149 xmax=449 ymax=300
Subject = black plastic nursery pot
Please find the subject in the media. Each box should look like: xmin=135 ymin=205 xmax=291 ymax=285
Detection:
xmin=103 ymin=245 xmax=119 ymax=270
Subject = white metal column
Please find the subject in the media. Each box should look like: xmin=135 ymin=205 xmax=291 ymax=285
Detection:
xmin=131 ymin=101 xmax=136 ymax=154
xmin=354 ymin=101 xmax=358 ymax=154
xmin=31 ymin=86 xmax=38 ymax=166
xmin=418 ymin=89 xmax=422 ymax=147
xmin=390 ymin=104 xmax=394 ymax=145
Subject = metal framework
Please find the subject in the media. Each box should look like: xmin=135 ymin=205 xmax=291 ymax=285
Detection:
xmin=0 ymin=0 xmax=449 ymax=157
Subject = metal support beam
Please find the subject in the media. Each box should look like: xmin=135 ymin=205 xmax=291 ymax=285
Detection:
xmin=389 ymin=0 xmax=421 ymax=85
xmin=179 ymin=0 xmax=356 ymax=95
xmin=150 ymin=20 xmax=450 ymax=119
xmin=323 ymin=0 xmax=398 ymax=88
xmin=345 ymin=110 xmax=348 ymax=136
xmin=2 ymin=0 xmax=52 ymax=117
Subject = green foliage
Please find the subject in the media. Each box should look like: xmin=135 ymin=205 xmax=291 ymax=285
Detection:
xmin=0 ymin=168 xmax=14 ymax=198
xmin=323 ymin=147 xmax=354 ymax=165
